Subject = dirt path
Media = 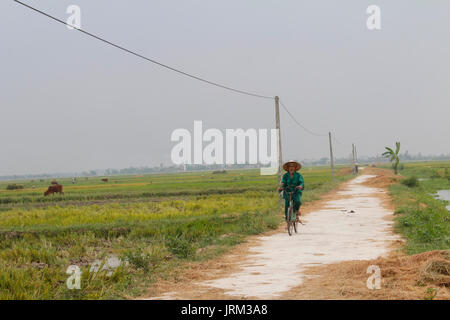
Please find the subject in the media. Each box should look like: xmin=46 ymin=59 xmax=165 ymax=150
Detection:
xmin=142 ymin=169 xmax=417 ymax=300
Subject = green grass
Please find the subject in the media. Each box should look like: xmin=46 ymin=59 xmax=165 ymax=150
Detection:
xmin=387 ymin=161 xmax=450 ymax=254
xmin=0 ymin=167 xmax=352 ymax=299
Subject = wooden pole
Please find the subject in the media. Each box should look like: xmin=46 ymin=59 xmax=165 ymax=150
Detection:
xmin=275 ymin=96 xmax=283 ymax=205
xmin=352 ymin=143 xmax=355 ymax=174
xmin=329 ymin=132 xmax=335 ymax=180
xmin=275 ymin=96 xmax=282 ymax=186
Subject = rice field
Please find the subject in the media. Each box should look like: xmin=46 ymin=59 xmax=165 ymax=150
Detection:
xmin=0 ymin=167 xmax=351 ymax=299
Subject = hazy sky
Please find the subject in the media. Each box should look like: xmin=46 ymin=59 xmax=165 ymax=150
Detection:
xmin=1 ymin=0 xmax=449 ymax=175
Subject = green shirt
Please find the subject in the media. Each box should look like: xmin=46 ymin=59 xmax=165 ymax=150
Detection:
xmin=282 ymin=171 xmax=305 ymax=201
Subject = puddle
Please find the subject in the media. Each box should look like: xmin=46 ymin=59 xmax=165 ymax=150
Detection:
xmin=202 ymin=175 xmax=399 ymax=299
xmin=435 ymin=190 xmax=450 ymax=211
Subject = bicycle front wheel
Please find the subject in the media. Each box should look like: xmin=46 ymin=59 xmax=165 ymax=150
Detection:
xmin=293 ymin=212 xmax=298 ymax=233
xmin=287 ymin=206 xmax=293 ymax=236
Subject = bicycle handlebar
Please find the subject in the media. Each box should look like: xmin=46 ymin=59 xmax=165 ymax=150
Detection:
xmin=282 ymin=186 xmax=299 ymax=193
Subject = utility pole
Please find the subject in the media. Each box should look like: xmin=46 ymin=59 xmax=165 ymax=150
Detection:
xmin=275 ymin=96 xmax=282 ymax=186
xmin=352 ymin=143 xmax=356 ymax=174
xmin=329 ymin=132 xmax=335 ymax=181
xmin=275 ymin=96 xmax=283 ymax=206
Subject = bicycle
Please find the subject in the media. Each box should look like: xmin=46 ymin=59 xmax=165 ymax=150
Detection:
xmin=283 ymin=187 xmax=299 ymax=236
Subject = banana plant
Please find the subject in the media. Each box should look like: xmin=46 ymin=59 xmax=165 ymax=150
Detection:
xmin=382 ymin=142 xmax=401 ymax=174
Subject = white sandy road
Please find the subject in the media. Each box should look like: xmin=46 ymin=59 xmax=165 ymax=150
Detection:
xmin=152 ymin=174 xmax=400 ymax=299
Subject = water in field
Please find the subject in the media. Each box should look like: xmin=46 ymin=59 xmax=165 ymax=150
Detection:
xmin=435 ymin=190 xmax=450 ymax=211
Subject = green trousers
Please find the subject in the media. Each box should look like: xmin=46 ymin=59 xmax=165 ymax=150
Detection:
xmin=284 ymin=197 xmax=301 ymax=220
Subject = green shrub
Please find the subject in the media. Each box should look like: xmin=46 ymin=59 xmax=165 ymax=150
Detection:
xmin=424 ymin=288 xmax=438 ymax=300
xmin=430 ymin=170 xmax=442 ymax=179
xmin=6 ymin=184 xmax=24 ymax=190
xmin=122 ymin=247 xmax=151 ymax=271
xmin=401 ymin=176 xmax=419 ymax=188
xmin=165 ymin=235 xmax=196 ymax=259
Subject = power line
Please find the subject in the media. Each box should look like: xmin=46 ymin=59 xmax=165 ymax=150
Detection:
xmin=278 ymin=100 xmax=328 ymax=137
xmin=279 ymin=99 xmax=351 ymax=154
xmin=331 ymin=135 xmax=346 ymax=146
xmin=14 ymin=0 xmax=358 ymax=155
xmin=13 ymin=0 xmax=274 ymax=100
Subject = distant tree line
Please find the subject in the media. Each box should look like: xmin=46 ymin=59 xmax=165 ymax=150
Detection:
xmin=1 ymin=152 xmax=449 ymax=181
xmin=300 ymin=152 xmax=450 ymax=166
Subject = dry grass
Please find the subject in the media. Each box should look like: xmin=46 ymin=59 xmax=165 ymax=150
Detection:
xmin=419 ymin=258 xmax=450 ymax=287
xmin=281 ymin=250 xmax=450 ymax=300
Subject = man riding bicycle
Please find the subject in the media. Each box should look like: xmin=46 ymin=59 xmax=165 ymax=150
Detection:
xmin=278 ymin=160 xmax=305 ymax=222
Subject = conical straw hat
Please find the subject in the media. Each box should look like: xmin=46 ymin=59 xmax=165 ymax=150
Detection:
xmin=283 ymin=160 xmax=301 ymax=171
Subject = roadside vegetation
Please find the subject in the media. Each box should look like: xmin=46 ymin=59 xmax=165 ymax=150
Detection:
xmin=0 ymin=167 xmax=351 ymax=299
xmin=387 ymin=161 xmax=450 ymax=254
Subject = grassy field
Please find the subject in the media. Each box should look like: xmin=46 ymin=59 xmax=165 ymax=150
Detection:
xmin=0 ymin=167 xmax=351 ymax=299
xmin=386 ymin=161 xmax=450 ymax=254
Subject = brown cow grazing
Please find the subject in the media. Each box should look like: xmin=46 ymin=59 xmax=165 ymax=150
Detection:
xmin=101 ymin=178 xmax=108 ymax=182
xmin=44 ymin=184 xmax=63 ymax=196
